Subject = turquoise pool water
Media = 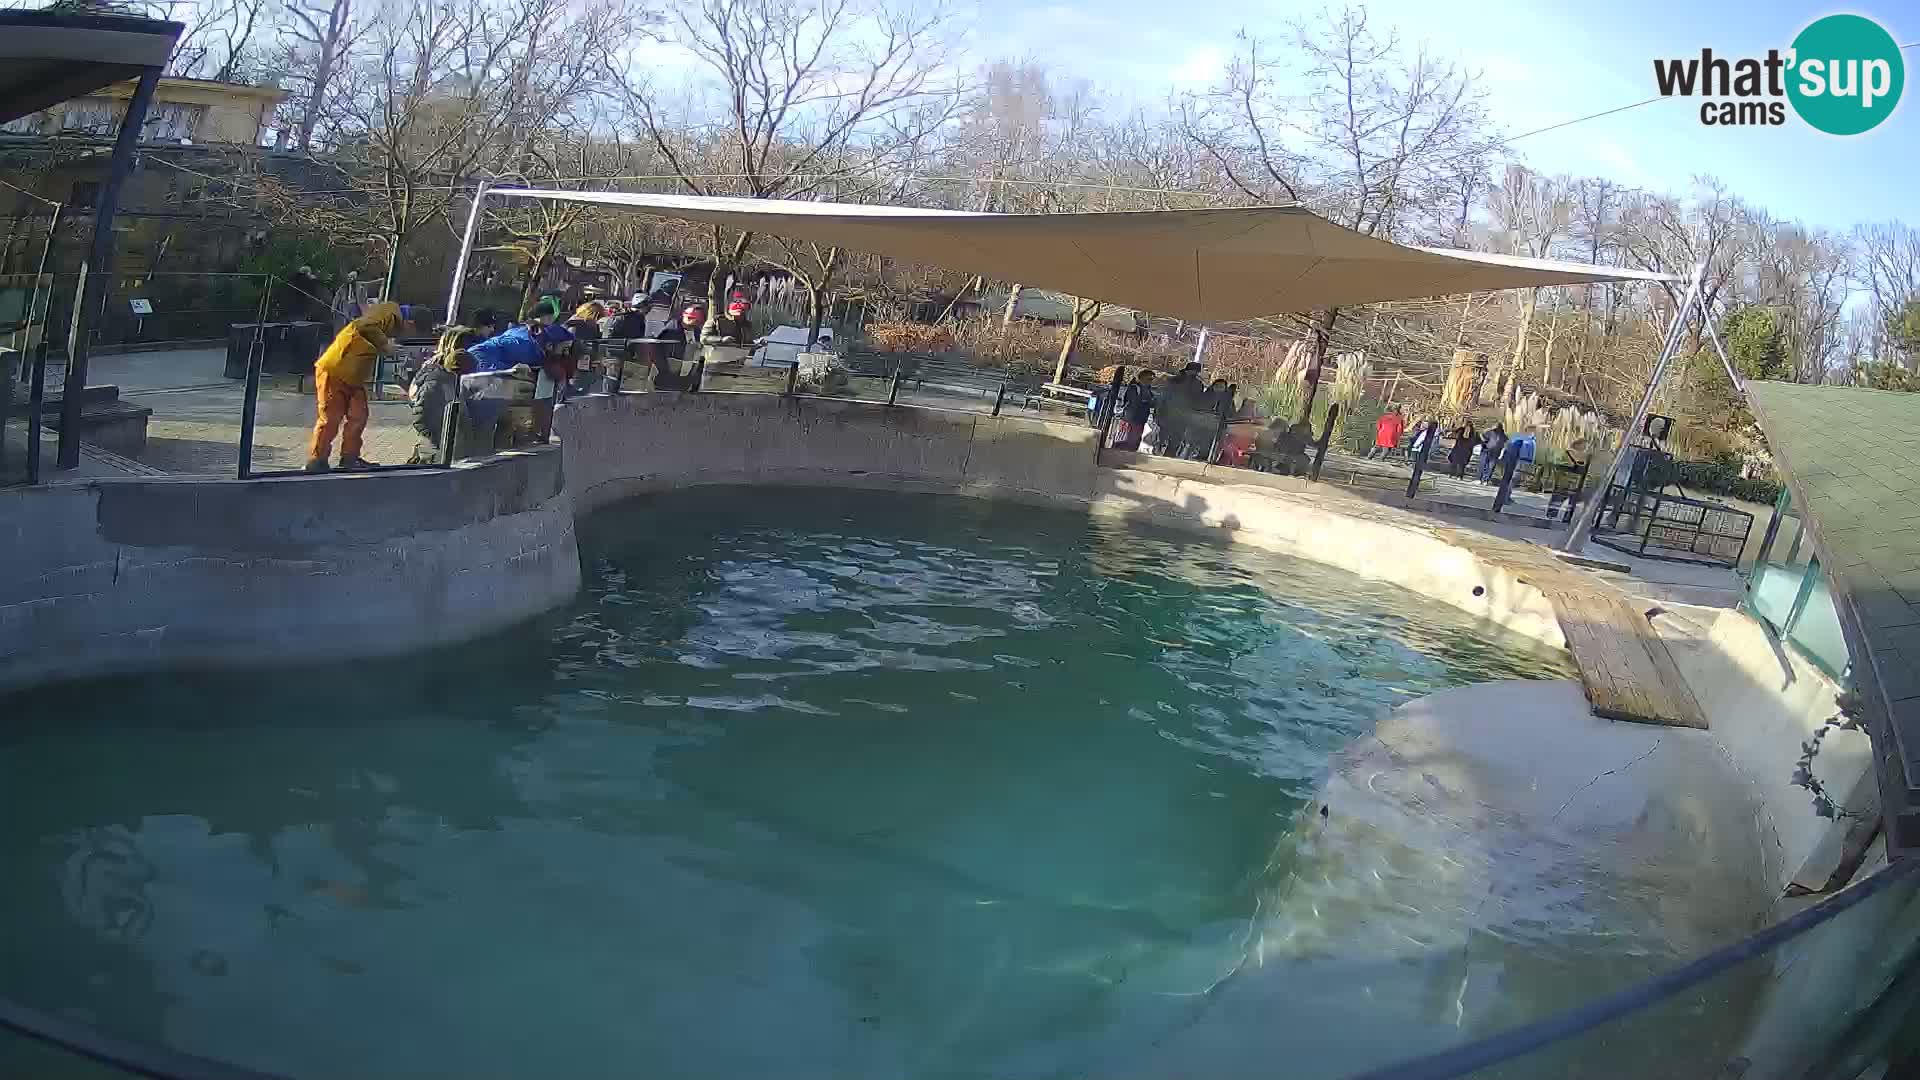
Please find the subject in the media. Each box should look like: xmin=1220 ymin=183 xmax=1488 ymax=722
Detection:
xmin=0 ymin=488 xmax=1586 ymax=1079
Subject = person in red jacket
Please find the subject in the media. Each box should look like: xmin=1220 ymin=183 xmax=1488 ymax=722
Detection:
xmin=1369 ymin=405 xmax=1406 ymax=460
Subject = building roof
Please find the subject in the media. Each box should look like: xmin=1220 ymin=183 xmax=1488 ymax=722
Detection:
xmin=0 ymin=11 xmax=182 ymax=126
xmin=1745 ymin=380 xmax=1920 ymax=855
xmin=490 ymin=188 xmax=1680 ymax=323
xmin=90 ymin=76 xmax=288 ymax=104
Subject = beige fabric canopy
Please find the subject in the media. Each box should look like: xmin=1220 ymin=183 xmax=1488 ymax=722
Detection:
xmin=493 ymin=189 xmax=1676 ymax=323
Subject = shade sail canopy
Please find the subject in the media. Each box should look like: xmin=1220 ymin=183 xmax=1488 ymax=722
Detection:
xmin=0 ymin=12 xmax=181 ymax=126
xmin=493 ymin=188 xmax=1677 ymax=323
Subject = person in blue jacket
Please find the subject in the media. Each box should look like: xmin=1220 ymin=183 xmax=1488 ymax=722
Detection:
xmin=1497 ymin=430 xmax=1536 ymax=485
xmin=467 ymin=302 xmax=573 ymax=373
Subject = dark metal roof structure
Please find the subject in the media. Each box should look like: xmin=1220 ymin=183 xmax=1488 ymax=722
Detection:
xmin=1746 ymin=380 xmax=1920 ymax=856
xmin=0 ymin=11 xmax=181 ymax=126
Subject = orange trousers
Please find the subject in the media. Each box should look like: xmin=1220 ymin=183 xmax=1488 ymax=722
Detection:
xmin=309 ymin=371 xmax=369 ymax=462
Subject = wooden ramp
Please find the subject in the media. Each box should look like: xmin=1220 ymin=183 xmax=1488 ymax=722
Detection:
xmin=1439 ymin=529 xmax=1708 ymax=730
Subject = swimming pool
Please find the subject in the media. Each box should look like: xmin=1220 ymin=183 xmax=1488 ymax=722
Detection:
xmin=1 ymin=486 xmax=1688 ymax=1079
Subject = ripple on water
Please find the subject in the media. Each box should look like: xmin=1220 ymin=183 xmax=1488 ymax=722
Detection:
xmin=0 ymin=487 xmax=1605 ymax=1080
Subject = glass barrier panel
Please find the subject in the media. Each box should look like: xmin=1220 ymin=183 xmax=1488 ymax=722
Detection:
xmin=1781 ymin=557 xmax=1851 ymax=678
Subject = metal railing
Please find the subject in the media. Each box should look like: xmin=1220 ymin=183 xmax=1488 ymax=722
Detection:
xmin=1591 ymin=482 xmax=1755 ymax=568
xmin=5 ymin=854 xmax=1913 ymax=1079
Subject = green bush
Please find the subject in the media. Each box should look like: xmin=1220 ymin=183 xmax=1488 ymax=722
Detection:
xmin=1660 ymin=454 xmax=1781 ymax=504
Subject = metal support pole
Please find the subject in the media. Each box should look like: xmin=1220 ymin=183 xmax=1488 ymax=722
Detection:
xmin=444 ymin=181 xmax=491 ymax=326
xmin=1094 ymin=366 xmax=1125 ymax=465
xmin=1205 ymin=383 xmax=1235 ymax=464
xmin=1701 ymin=306 xmax=1745 ymax=396
xmin=59 ymin=69 xmax=159 ymax=471
xmin=1310 ymin=403 xmax=1338 ymax=481
xmin=22 ymin=202 xmax=65 ymax=485
xmin=236 ymin=277 xmax=272 ymax=478
xmin=1755 ymin=487 xmax=1790 ymax=564
xmin=1563 ymin=457 xmax=1591 ymax=523
xmin=440 ymin=399 xmax=462 ymax=466
xmin=1191 ymin=326 xmax=1210 ymax=368
xmin=887 ymin=368 xmax=901 ymax=405
xmin=1492 ymin=449 xmax=1521 ymax=513
xmin=991 ymin=381 xmax=1006 ymax=417
xmin=1564 ymin=261 xmax=1707 ymax=552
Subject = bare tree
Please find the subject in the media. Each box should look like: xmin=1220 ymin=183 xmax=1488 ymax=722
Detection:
xmin=279 ymin=0 xmax=358 ymax=150
xmin=1053 ymin=295 xmax=1102 ymax=383
xmin=611 ymin=0 xmax=959 ymax=319
xmin=1181 ymin=5 xmax=1495 ymax=421
xmin=162 ymin=0 xmax=272 ymax=81
xmin=1855 ymin=221 xmax=1920 ymax=364
xmin=1488 ymin=167 xmax=1572 ymax=397
xmin=316 ymin=0 xmax=627 ymax=297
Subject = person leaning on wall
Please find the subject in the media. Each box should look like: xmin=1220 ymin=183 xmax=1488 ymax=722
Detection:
xmin=306 ymin=301 xmax=421 ymax=473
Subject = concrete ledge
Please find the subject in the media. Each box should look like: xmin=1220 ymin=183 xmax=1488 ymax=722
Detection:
xmin=0 ymin=448 xmax=579 ymax=692
xmin=558 ymin=393 xmax=1565 ymax=647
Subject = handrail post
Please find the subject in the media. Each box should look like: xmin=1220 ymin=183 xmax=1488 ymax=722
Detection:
xmin=1310 ymin=402 xmax=1339 ymax=481
xmin=1493 ymin=447 xmax=1520 ymax=512
xmin=1094 ymin=365 xmax=1125 ymax=465
xmin=1205 ymin=382 xmax=1234 ymax=464
xmin=440 ymin=399 xmax=462 ymax=466
xmin=23 ymin=201 xmax=66 ymax=485
xmin=236 ymin=275 xmax=271 ymax=479
xmin=1564 ymin=457 xmax=1591 ymax=523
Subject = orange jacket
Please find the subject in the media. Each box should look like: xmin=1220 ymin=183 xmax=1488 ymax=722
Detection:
xmin=315 ymin=302 xmax=405 ymax=384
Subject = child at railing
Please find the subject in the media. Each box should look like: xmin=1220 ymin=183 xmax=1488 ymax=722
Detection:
xmin=407 ymin=326 xmax=477 ymax=464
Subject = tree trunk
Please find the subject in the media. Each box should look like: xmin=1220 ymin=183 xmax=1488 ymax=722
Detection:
xmin=1501 ymin=288 xmax=1536 ymax=401
xmin=296 ymin=32 xmax=339 ymax=152
xmin=1292 ymin=306 xmax=1339 ymax=425
xmin=1001 ymin=284 xmax=1023 ymax=328
xmin=1053 ymin=299 xmax=1099 ymax=384
xmin=938 ymin=275 xmax=981 ymax=323
xmin=806 ymin=247 xmax=841 ymax=345
xmin=381 ymin=232 xmax=405 ymax=301
xmin=805 ymin=282 xmax=825 ymax=345
xmin=1541 ymin=290 xmax=1563 ymax=389
xmin=518 ymin=239 xmax=552 ymax=317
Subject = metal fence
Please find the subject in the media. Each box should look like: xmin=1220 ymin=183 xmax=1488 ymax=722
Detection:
xmin=1591 ymin=483 xmax=1755 ymax=568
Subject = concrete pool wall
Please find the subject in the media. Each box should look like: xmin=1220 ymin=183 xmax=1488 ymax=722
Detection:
xmin=0 ymin=449 xmax=579 ymax=693
xmin=560 ymin=392 xmax=1567 ymax=647
xmin=0 ymin=391 xmax=1872 ymax=900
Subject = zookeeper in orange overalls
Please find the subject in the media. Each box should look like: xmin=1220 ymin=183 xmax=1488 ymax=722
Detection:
xmin=306 ymin=302 xmax=418 ymax=473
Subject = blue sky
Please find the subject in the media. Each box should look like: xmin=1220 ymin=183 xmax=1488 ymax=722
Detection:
xmin=974 ymin=0 xmax=1914 ymax=232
